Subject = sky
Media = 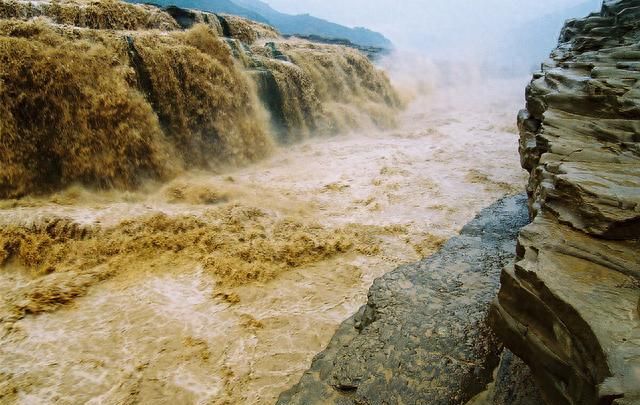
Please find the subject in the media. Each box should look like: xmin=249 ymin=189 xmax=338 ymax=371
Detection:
xmin=264 ymin=0 xmax=602 ymax=53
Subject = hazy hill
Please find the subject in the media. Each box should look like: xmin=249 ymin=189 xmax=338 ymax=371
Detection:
xmin=232 ymin=0 xmax=392 ymax=49
xmin=128 ymin=0 xmax=269 ymax=23
xmin=128 ymin=0 xmax=392 ymax=49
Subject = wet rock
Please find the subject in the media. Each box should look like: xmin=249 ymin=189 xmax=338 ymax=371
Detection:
xmin=491 ymin=350 xmax=545 ymax=405
xmin=466 ymin=349 xmax=544 ymax=405
xmin=278 ymin=194 xmax=530 ymax=404
xmin=490 ymin=216 xmax=640 ymax=405
xmin=163 ymin=5 xmax=199 ymax=29
xmin=490 ymin=1 xmax=640 ymax=404
xmin=163 ymin=5 xmax=222 ymax=34
xmin=248 ymin=68 xmax=289 ymax=140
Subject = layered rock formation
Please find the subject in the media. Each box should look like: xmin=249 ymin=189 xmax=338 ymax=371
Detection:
xmin=278 ymin=194 xmax=532 ymax=404
xmin=0 ymin=0 xmax=401 ymax=198
xmin=490 ymin=1 xmax=640 ymax=404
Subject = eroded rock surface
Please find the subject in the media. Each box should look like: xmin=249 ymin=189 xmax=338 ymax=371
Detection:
xmin=278 ymin=194 xmax=531 ymax=404
xmin=490 ymin=1 xmax=640 ymax=404
xmin=490 ymin=350 xmax=545 ymax=405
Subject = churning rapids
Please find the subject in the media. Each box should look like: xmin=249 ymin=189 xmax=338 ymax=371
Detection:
xmin=0 ymin=76 xmax=528 ymax=404
xmin=0 ymin=2 xmax=527 ymax=403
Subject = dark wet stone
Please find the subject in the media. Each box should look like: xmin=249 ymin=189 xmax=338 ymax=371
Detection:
xmin=278 ymin=194 xmax=530 ymax=405
xmin=163 ymin=5 xmax=198 ymax=29
xmin=491 ymin=350 xmax=545 ymax=405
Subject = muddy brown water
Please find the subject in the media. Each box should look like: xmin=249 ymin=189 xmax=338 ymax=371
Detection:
xmin=0 ymin=79 xmax=528 ymax=404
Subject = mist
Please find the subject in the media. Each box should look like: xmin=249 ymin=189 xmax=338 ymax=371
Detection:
xmin=1 ymin=0 xmax=633 ymax=402
xmin=266 ymin=0 xmax=602 ymax=73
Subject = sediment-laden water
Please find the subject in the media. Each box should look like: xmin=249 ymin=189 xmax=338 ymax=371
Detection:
xmin=0 ymin=5 xmax=401 ymax=198
xmin=0 ymin=1 xmax=529 ymax=402
xmin=0 ymin=74 xmax=527 ymax=403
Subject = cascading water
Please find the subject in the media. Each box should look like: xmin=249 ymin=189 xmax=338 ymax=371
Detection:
xmin=0 ymin=1 xmax=401 ymax=197
xmin=0 ymin=1 xmax=529 ymax=403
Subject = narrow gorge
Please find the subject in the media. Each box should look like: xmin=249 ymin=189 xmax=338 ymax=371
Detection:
xmin=0 ymin=0 xmax=637 ymax=404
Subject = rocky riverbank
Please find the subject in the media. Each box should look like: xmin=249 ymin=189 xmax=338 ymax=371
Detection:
xmin=278 ymin=2 xmax=640 ymax=404
xmin=490 ymin=1 xmax=640 ymax=404
xmin=278 ymin=194 xmax=536 ymax=404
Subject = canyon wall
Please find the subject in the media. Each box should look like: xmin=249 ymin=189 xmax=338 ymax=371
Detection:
xmin=489 ymin=1 xmax=640 ymax=404
xmin=0 ymin=0 xmax=401 ymax=198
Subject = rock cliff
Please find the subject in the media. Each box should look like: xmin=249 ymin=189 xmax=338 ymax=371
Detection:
xmin=489 ymin=1 xmax=640 ymax=404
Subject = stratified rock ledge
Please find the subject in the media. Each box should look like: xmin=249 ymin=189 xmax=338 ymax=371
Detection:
xmin=278 ymin=194 xmax=531 ymax=404
xmin=490 ymin=1 xmax=640 ymax=404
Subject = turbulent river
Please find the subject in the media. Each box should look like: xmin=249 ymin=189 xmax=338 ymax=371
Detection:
xmin=0 ymin=78 xmax=528 ymax=404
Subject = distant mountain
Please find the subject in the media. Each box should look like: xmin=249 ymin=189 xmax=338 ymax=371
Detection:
xmin=232 ymin=0 xmax=392 ymax=49
xmin=128 ymin=0 xmax=269 ymax=23
xmin=128 ymin=0 xmax=392 ymax=49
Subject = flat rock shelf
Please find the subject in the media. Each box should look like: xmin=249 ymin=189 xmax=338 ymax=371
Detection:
xmin=278 ymin=194 xmax=534 ymax=405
